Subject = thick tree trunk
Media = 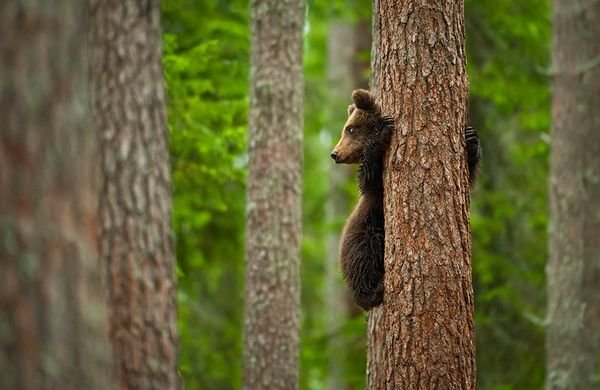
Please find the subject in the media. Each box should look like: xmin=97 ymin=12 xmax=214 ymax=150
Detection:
xmin=546 ymin=2 xmax=600 ymax=389
xmin=367 ymin=1 xmax=476 ymax=388
xmin=243 ymin=0 xmax=304 ymax=388
xmin=0 ymin=1 xmax=113 ymax=388
xmin=90 ymin=1 xmax=179 ymax=388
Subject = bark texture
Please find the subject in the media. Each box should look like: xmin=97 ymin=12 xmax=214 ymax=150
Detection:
xmin=367 ymin=1 xmax=476 ymax=388
xmin=244 ymin=0 xmax=304 ymax=388
xmin=0 ymin=1 xmax=113 ymax=388
xmin=547 ymin=1 xmax=600 ymax=389
xmin=90 ymin=1 xmax=179 ymax=388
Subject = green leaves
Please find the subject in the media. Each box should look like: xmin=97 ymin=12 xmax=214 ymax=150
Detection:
xmin=163 ymin=1 xmax=249 ymax=388
xmin=466 ymin=0 xmax=550 ymax=387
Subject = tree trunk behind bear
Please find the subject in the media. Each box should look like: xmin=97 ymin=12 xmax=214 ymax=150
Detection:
xmin=90 ymin=0 xmax=179 ymax=388
xmin=244 ymin=0 xmax=304 ymax=389
xmin=325 ymin=20 xmax=373 ymax=390
xmin=325 ymin=22 xmax=355 ymax=390
xmin=546 ymin=1 xmax=600 ymax=389
xmin=367 ymin=0 xmax=476 ymax=388
xmin=0 ymin=1 xmax=114 ymax=388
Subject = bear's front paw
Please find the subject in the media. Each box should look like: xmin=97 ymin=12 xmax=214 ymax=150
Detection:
xmin=380 ymin=115 xmax=394 ymax=144
xmin=465 ymin=126 xmax=482 ymax=184
xmin=465 ymin=126 xmax=481 ymax=164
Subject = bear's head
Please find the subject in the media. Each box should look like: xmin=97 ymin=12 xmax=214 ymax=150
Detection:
xmin=330 ymin=89 xmax=392 ymax=164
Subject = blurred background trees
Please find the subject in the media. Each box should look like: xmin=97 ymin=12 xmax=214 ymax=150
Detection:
xmin=0 ymin=2 xmax=113 ymax=388
xmin=243 ymin=0 xmax=304 ymax=388
xmin=91 ymin=0 xmax=179 ymax=387
xmin=163 ymin=0 xmax=551 ymax=388
xmin=547 ymin=0 xmax=600 ymax=388
xmin=1 ymin=1 xmax=181 ymax=388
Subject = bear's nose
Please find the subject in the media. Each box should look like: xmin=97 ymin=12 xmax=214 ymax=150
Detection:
xmin=330 ymin=151 xmax=339 ymax=162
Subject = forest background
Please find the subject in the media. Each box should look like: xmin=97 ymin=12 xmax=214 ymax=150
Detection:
xmin=162 ymin=0 xmax=550 ymax=388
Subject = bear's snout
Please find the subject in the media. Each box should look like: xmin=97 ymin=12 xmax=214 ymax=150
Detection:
xmin=330 ymin=151 xmax=339 ymax=163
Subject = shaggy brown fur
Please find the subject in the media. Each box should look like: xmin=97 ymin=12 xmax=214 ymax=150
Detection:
xmin=331 ymin=89 xmax=482 ymax=311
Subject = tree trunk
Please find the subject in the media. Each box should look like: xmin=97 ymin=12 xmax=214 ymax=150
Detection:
xmin=0 ymin=1 xmax=113 ymax=388
xmin=243 ymin=0 xmax=304 ymax=388
xmin=546 ymin=2 xmax=600 ymax=389
xmin=90 ymin=1 xmax=179 ymax=388
xmin=367 ymin=1 xmax=476 ymax=388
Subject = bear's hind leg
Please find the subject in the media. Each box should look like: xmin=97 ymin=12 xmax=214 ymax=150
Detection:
xmin=340 ymin=223 xmax=385 ymax=311
xmin=352 ymin=278 xmax=384 ymax=311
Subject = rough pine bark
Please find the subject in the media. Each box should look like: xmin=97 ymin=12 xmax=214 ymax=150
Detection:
xmin=244 ymin=0 xmax=304 ymax=388
xmin=546 ymin=1 xmax=600 ymax=389
xmin=90 ymin=0 xmax=179 ymax=388
xmin=367 ymin=1 xmax=476 ymax=388
xmin=0 ymin=1 xmax=113 ymax=388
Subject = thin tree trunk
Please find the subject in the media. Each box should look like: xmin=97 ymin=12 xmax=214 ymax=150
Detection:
xmin=90 ymin=1 xmax=179 ymax=388
xmin=352 ymin=19 xmax=373 ymax=91
xmin=0 ymin=1 xmax=113 ymax=388
xmin=546 ymin=2 xmax=600 ymax=389
xmin=243 ymin=0 xmax=304 ymax=388
xmin=367 ymin=1 xmax=476 ymax=388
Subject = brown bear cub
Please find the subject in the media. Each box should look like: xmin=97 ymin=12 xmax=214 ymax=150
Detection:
xmin=330 ymin=89 xmax=482 ymax=311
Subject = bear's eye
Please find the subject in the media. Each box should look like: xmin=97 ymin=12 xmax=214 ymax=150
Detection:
xmin=346 ymin=127 xmax=354 ymax=135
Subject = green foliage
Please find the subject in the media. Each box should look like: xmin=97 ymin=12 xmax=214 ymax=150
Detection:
xmin=466 ymin=0 xmax=551 ymax=388
xmin=302 ymin=1 xmax=372 ymax=389
xmin=163 ymin=0 xmax=248 ymax=388
xmin=301 ymin=2 xmax=331 ymax=389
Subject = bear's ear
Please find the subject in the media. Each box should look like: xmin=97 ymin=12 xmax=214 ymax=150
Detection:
xmin=351 ymin=89 xmax=376 ymax=110
xmin=347 ymin=104 xmax=356 ymax=117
